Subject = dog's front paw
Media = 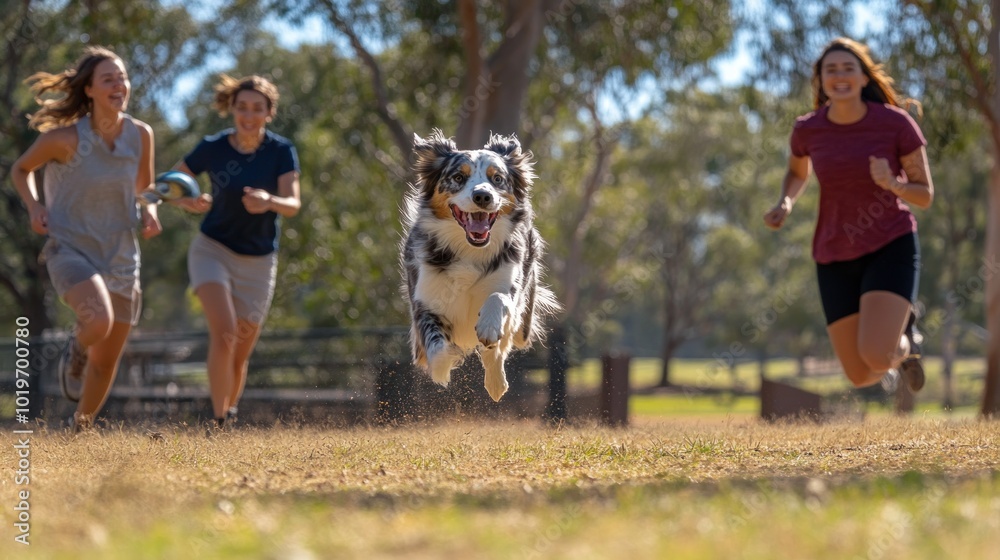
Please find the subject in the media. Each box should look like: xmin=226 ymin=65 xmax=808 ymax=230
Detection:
xmin=476 ymin=296 xmax=508 ymax=348
xmin=426 ymin=342 xmax=455 ymax=387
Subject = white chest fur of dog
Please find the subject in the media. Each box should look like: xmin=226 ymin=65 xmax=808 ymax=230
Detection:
xmin=401 ymin=130 xmax=558 ymax=402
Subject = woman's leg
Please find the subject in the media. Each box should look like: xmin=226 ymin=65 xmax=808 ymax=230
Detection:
xmin=827 ymin=314 xmax=883 ymax=387
xmin=60 ymin=276 xmax=116 ymax=403
xmin=229 ymin=318 xmax=263 ymax=410
xmin=857 ymin=290 xmax=911 ymax=372
xmin=76 ymin=319 xmax=132 ymax=425
xmin=196 ymin=282 xmax=238 ymax=420
xmin=225 ymin=249 xmax=276 ymax=418
xmin=827 ymin=293 xmax=910 ymax=388
xmin=63 ymin=275 xmax=115 ymax=347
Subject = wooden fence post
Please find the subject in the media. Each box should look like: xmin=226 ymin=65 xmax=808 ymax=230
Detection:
xmin=600 ymin=353 xmax=630 ymax=426
xmin=760 ymin=377 xmax=822 ymax=421
xmin=543 ymin=325 xmax=568 ymax=424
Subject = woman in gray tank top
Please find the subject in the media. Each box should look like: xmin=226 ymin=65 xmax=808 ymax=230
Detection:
xmin=10 ymin=47 xmax=162 ymax=431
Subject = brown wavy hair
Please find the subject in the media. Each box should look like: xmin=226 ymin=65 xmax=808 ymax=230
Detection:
xmin=812 ymin=37 xmax=921 ymax=117
xmin=212 ymin=74 xmax=279 ymax=117
xmin=24 ymin=46 xmax=124 ymax=132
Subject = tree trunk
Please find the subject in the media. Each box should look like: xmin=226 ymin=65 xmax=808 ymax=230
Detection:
xmin=982 ymin=165 xmax=1000 ymax=416
xmin=455 ymin=0 xmax=549 ymax=148
xmin=981 ymin=0 xmax=1000 ymax=417
xmin=659 ymin=343 xmax=675 ymax=387
xmin=658 ymin=282 xmax=677 ymax=387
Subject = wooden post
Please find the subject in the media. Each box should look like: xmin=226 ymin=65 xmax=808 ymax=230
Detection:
xmin=543 ymin=325 xmax=568 ymax=424
xmin=600 ymin=353 xmax=630 ymax=426
xmin=760 ymin=377 xmax=822 ymax=421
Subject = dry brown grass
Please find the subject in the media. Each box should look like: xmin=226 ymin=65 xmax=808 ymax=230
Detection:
xmin=3 ymin=416 xmax=999 ymax=559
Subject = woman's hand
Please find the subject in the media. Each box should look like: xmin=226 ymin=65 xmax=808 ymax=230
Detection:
xmin=869 ymin=156 xmax=899 ymax=191
xmin=28 ymin=202 xmax=48 ymax=235
xmin=175 ymin=193 xmax=213 ymax=214
xmin=763 ymin=196 xmax=793 ymax=230
xmin=140 ymin=206 xmax=163 ymax=240
xmin=242 ymin=187 xmax=272 ymax=214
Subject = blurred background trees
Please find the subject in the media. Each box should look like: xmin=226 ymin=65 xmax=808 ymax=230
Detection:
xmin=2 ymin=0 xmax=997 ymax=411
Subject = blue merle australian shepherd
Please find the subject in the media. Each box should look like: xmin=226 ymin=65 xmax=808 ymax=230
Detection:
xmin=401 ymin=130 xmax=559 ymax=402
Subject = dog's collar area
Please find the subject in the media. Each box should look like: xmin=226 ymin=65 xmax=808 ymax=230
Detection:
xmin=451 ymin=204 xmax=498 ymax=246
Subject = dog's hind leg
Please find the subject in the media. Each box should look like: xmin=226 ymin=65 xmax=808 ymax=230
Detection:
xmin=413 ymin=302 xmax=458 ymax=386
xmin=427 ymin=341 xmax=461 ymax=387
xmin=480 ymin=348 xmax=508 ymax=402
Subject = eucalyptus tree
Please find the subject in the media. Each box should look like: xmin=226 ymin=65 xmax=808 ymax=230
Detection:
xmin=889 ymin=0 xmax=1000 ymax=415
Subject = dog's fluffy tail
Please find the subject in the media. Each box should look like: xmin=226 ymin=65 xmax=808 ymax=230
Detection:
xmin=515 ymin=281 xmax=560 ymax=349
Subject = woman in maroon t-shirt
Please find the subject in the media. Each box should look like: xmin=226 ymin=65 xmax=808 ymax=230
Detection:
xmin=763 ymin=37 xmax=934 ymax=393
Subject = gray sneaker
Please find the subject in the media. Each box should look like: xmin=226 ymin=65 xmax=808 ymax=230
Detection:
xmin=58 ymin=335 xmax=87 ymax=402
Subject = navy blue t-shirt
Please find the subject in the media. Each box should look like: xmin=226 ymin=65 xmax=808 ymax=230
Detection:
xmin=184 ymin=129 xmax=299 ymax=255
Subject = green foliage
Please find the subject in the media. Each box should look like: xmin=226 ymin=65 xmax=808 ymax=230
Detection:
xmin=0 ymin=1 xmax=995 ymax=381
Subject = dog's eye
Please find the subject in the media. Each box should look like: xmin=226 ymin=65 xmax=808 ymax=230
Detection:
xmin=491 ymin=174 xmax=505 ymax=186
xmin=451 ymin=173 xmax=466 ymax=183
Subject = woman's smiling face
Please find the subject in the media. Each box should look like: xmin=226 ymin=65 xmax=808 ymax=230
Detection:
xmin=820 ymin=50 xmax=868 ymax=103
xmin=232 ymin=89 xmax=271 ymax=135
xmin=85 ymin=57 xmax=130 ymax=113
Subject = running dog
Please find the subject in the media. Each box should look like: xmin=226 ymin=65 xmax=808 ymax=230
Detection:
xmin=401 ymin=130 xmax=558 ymax=402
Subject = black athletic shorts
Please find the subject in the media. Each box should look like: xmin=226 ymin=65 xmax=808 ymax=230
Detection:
xmin=815 ymin=232 xmax=920 ymax=325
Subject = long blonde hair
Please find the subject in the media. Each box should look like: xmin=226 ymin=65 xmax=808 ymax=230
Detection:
xmin=212 ymin=74 xmax=279 ymax=117
xmin=812 ymin=37 xmax=921 ymax=117
xmin=25 ymin=46 xmax=124 ymax=132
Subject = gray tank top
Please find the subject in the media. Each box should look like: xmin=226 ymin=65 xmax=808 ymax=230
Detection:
xmin=43 ymin=114 xmax=142 ymax=296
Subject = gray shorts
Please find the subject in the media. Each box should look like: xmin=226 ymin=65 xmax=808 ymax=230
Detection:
xmin=40 ymin=238 xmax=142 ymax=326
xmin=188 ymin=233 xmax=277 ymax=324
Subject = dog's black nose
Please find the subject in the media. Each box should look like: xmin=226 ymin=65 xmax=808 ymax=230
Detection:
xmin=472 ymin=187 xmax=494 ymax=209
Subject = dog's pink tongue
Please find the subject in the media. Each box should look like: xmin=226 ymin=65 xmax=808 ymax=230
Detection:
xmin=466 ymin=212 xmax=491 ymax=234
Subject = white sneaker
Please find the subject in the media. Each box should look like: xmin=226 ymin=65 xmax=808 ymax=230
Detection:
xmin=879 ymin=369 xmax=900 ymax=394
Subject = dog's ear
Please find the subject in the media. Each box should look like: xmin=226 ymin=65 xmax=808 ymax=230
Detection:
xmin=484 ymin=132 xmax=535 ymax=199
xmin=412 ymin=130 xmax=457 ymax=198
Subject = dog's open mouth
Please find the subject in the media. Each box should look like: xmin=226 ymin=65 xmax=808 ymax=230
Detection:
xmin=451 ymin=205 xmax=498 ymax=246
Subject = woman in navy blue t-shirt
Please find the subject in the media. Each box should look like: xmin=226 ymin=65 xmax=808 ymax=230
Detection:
xmin=173 ymin=74 xmax=301 ymax=428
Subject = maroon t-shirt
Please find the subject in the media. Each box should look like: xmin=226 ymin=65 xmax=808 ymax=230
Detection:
xmin=790 ymin=101 xmax=925 ymax=264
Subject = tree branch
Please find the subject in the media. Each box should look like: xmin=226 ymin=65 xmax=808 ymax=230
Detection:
xmin=560 ymin=96 xmax=618 ymax=317
xmin=318 ymin=0 xmax=413 ymax=161
xmin=912 ymin=1 xmax=996 ymax=124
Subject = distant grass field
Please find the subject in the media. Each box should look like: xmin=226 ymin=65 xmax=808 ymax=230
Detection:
xmin=2 ymin=418 xmax=998 ymax=559
xmin=551 ymin=356 xmax=987 ymax=417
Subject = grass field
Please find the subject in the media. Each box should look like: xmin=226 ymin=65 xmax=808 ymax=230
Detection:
xmin=0 ymin=356 xmax=994 ymax=558
xmin=2 ymin=417 xmax=998 ymax=559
